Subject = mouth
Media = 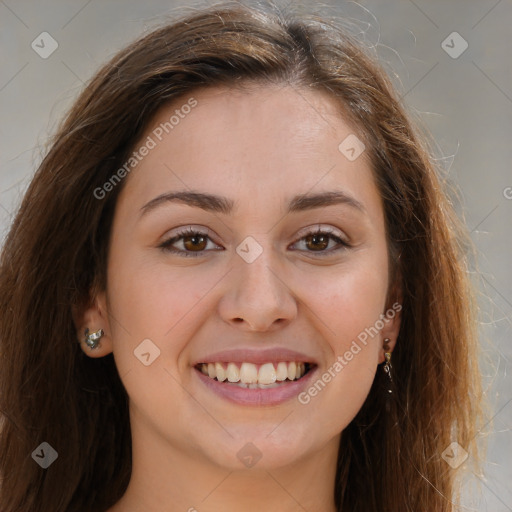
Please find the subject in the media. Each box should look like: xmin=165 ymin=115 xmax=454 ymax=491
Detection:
xmin=194 ymin=361 xmax=316 ymax=389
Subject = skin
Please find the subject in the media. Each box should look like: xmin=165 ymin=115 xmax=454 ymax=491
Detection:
xmin=76 ymin=84 xmax=401 ymax=512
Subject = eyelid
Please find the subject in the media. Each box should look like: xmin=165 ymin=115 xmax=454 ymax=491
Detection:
xmin=161 ymin=225 xmax=218 ymax=243
xmin=294 ymin=224 xmax=348 ymax=243
xmin=158 ymin=224 xmax=351 ymax=257
xmin=158 ymin=225 xmax=222 ymax=255
xmin=162 ymin=223 xmax=348 ymax=242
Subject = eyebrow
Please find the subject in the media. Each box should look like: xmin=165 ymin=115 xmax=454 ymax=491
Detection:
xmin=139 ymin=189 xmax=366 ymax=218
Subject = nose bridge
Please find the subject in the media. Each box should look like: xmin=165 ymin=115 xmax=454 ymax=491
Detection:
xmin=235 ymin=234 xmax=284 ymax=300
xmin=221 ymin=233 xmax=297 ymax=329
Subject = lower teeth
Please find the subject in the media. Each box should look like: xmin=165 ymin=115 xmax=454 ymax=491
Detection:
xmin=221 ymin=380 xmax=293 ymax=389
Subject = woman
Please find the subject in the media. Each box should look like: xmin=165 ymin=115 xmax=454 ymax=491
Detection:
xmin=0 ymin=2 xmax=484 ymax=511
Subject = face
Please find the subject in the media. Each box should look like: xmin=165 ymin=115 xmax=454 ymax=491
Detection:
xmin=80 ymin=84 xmax=400 ymax=472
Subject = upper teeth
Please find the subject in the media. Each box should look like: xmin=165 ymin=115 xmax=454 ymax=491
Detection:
xmin=199 ymin=362 xmax=307 ymax=384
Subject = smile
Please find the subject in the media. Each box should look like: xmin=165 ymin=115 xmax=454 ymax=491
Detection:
xmin=196 ymin=361 xmax=311 ymax=387
xmin=194 ymin=360 xmax=317 ymax=405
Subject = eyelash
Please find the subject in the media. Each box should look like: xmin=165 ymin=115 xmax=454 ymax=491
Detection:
xmin=159 ymin=226 xmax=351 ymax=258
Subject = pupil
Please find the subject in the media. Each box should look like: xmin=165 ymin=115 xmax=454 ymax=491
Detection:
xmin=310 ymin=234 xmax=328 ymax=250
xmin=186 ymin=235 xmax=205 ymax=250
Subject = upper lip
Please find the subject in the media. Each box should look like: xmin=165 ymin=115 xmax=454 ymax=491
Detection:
xmin=192 ymin=347 xmax=318 ymax=366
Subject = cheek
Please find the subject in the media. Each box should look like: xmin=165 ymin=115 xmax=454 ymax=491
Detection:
xmin=296 ymin=255 xmax=388 ymax=353
xmin=105 ymin=252 xmax=224 ymax=369
xmin=291 ymin=256 xmax=388 ymax=430
xmin=104 ymin=257 xmax=214 ymax=439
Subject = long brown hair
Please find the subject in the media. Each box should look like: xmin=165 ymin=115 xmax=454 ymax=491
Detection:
xmin=0 ymin=2 xmax=484 ymax=511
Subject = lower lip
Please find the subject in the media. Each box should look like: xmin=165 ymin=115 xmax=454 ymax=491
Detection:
xmin=194 ymin=366 xmax=318 ymax=406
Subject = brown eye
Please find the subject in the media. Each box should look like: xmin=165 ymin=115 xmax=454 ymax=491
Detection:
xmin=159 ymin=227 xmax=350 ymax=258
xmin=304 ymin=232 xmax=330 ymax=251
xmin=182 ymin=233 xmax=208 ymax=252
xmin=291 ymin=228 xmax=350 ymax=255
xmin=159 ymin=228 xmax=220 ymax=257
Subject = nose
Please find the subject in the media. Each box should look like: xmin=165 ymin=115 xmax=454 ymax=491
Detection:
xmin=217 ymin=243 xmax=298 ymax=332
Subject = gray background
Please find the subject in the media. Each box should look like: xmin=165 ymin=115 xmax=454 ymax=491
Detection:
xmin=0 ymin=0 xmax=511 ymax=510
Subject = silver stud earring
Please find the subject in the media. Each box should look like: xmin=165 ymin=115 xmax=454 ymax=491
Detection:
xmin=84 ymin=327 xmax=104 ymax=350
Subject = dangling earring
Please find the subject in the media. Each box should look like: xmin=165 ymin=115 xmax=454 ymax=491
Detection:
xmin=382 ymin=338 xmax=393 ymax=393
xmin=84 ymin=327 xmax=104 ymax=350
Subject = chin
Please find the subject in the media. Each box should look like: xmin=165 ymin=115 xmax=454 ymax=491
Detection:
xmin=197 ymin=425 xmax=315 ymax=471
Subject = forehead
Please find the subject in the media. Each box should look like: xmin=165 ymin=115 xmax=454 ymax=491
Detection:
xmin=116 ymin=84 xmax=381 ymax=221
xmin=156 ymin=84 xmax=360 ymax=159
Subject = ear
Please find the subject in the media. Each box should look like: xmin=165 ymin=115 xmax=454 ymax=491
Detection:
xmin=72 ymin=289 xmax=113 ymax=358
xmin=378 ymin=285 xmax=403 ymax=364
